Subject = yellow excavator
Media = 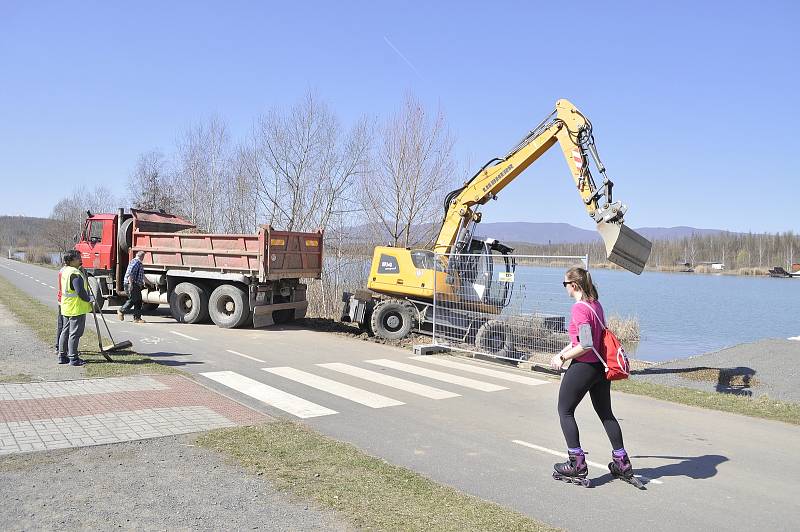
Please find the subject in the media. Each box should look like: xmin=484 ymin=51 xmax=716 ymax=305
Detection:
xmin=342 ymin=99 xmax=652 ymax=341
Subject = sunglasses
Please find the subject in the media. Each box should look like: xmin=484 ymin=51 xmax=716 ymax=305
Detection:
xmin=562 ymin=281 xmax=572 ymax=287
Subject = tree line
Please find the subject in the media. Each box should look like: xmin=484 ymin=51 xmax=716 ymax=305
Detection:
xmin=514 ymin=230 xmax=800 ymax=272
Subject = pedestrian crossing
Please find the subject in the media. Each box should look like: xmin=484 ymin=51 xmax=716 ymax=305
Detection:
xmin=201 ymin=356 xmax=549 ymax=419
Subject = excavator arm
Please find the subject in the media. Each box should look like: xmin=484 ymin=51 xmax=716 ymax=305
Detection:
xmin=435 ymin=99 xmax=651 ymax=274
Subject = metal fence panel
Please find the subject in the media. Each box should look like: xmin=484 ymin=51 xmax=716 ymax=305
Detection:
xmin=432 ymin=253 xmax=588 ymax=363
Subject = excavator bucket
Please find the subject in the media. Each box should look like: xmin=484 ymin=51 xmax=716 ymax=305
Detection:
xmin=597 ymin=222 xmax=652 ymax=275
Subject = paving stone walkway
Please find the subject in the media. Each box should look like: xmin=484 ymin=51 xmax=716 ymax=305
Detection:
xmin=0 ymin=374 xmax=267 ymax=455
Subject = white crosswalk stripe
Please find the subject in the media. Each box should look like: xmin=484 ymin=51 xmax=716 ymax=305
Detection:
xmin=264 ymin=367 xmax=405 ymax=408
xmin=201 ymin=371 xmax=336 ymax=418
xmin=409 ymin=356 xmax=549 ymax=386
xmin=364 ymin=359 xmax=508 ymax=392
xmin=318 ymin=363 xmax=460 ymax=400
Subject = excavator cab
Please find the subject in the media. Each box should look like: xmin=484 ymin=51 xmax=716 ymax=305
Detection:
xmin=445 ymin=237 xmax=516 ymax=310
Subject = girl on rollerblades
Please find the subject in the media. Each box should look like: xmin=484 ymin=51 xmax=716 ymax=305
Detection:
xmin=549 ymin=267 xmax=638 ymax=487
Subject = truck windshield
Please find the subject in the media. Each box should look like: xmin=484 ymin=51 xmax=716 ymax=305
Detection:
xmin=89 ymin=220 xmax=103 ymax=241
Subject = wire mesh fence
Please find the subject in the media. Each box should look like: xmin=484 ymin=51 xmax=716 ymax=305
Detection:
xmin=432 ymin=253 xmax=589 ymax=363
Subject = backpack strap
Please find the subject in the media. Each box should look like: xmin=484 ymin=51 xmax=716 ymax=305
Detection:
xmin=577 ymin=301 xmax=608 ymax=369
xmin=577 ymin=301 xmax=606 ymax=330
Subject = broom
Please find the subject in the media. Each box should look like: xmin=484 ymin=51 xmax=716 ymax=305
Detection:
xmin=86 ymin=280 xmax=133 ymax=361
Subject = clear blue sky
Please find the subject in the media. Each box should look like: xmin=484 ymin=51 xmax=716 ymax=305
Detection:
xmin=1 ymin=0 xmax=797 ymax=233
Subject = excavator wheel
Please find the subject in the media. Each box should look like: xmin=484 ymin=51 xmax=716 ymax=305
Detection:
xmin=370 ymin=299 xmax=416 ymax=341
xmin=475 ymin=319 xmax=513 ymax=358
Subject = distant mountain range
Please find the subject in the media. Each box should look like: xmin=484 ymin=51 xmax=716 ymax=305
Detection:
xmin=338 ymin=221 xmax=734 ymax=245
xmin=471 ymin=222 xmax=732 ymax=244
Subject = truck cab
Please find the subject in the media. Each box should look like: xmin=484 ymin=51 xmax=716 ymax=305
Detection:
xmin=75 ymin=213 xmax=117 ymax=273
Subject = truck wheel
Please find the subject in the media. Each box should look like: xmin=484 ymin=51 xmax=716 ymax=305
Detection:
xmin=370 ymin=300 xmax=415 ymax=340
xmin=169 ymin=282 xmax=209 ymax=324
xmin=88 ymin=276 xmax=105 ymax=311
xmin=209 ymin=285 xmax=250 ymax=328
xmin=118 ymin=218 xmax=134 ymax=252
xmin=475 ymin=320 xmax=512 ymax=357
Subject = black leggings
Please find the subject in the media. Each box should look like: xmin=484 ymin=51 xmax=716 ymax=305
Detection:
xmin=557 ymin=361 xmax=624 ymax=450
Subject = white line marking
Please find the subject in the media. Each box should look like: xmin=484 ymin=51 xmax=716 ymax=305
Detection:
xmin=169 ymin=330 xmax=199 ymax=341
xmin=263 ymin=367 xmax=404 ymax=408
xmin=39 ymin=282 xmax=48 ymax=286
xmin=48 ymin=285 xmax=56 ymax=289
xmin=410 ymin=356 xmax=549 ymax=386
xmin=364 ymin=359 xmax=508 ymax=392
xmin=202 ymin=371 xmax=336 ymax=419
xmin=318 ymin=363 xmax=460 ymax=400
xmin=512 ymin=440 xmax=663 ymax=484
xmin=226 ymin=349 xmax=266 ymax=363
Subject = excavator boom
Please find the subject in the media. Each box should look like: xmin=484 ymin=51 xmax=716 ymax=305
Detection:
xmin=435 ymin=99 xmax=651 ymax=274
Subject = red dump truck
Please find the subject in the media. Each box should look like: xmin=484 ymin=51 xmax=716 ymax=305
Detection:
xmin=75 ymin=208 xmax=323 ymax=328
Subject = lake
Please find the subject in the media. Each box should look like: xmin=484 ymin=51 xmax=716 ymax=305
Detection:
xmin=572 ymin=268 xmax=799 ymax=362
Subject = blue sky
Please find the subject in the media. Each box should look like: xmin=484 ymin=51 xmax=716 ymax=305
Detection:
xmin=0 ymin=0 xmax=797 ymax=233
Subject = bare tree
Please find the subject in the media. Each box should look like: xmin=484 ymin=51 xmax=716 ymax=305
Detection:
xmin=47 ymin=185 xmax=118 ymax=251
xmin=252 ymin=92 xmax=371 ymax=232
xmin=127 ymin=150 xmax=178 ymax=212
xmin=174 ymin=116 xmax=231 ymax=231
xmin=362 ymin=93 xmax=455 ymax=247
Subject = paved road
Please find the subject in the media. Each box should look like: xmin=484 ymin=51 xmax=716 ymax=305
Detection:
xmin=2 ymin=258 xmax=798 ymax=531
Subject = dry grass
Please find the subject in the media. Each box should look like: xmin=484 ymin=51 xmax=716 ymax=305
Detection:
xmin=607 ymin=314 xmax=640 ymax=342
xmin=0 ymin=274 xmax=179 ymax=379
xmin=198 ymin=422 xmax=559 ymax=532
xmin=615 ymin=379 xmax=800 ymax=425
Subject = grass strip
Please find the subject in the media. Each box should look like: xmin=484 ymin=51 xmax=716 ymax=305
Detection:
xmin=0 ymin=374 xmax=33 ymax=383
xmin=615 ymin=378 xmax=800 ymax=425
xmin=198 ymin=422 xmax=558 ymax=532
xmin=0 ymin=273 xmax=178 ymax=379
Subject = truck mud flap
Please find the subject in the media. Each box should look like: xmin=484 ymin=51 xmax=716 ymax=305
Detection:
xmin=253 ymin=301 xmax=309 ymax=328
xmin=597 ymin=222 xmax=652 ymax=275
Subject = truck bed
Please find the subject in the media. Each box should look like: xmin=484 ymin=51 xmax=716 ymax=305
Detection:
xmin=132 ymin=226 xmax=323 ymax=281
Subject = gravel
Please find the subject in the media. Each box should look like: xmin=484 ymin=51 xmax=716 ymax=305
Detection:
xmin=632 ymin=338 xmax=800 ymax=403
xmin=0 ymin=302 xmax=86 ymax=381
xmin=0 ymin=434 xmax=351 ymax=531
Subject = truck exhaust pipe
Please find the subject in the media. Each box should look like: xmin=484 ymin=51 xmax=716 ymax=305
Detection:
xmin=597 ymin=222 xmax=652 ymax=275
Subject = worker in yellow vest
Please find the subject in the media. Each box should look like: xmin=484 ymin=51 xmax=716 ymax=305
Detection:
xmin=58 ymin=250 xmax=93 ymax=366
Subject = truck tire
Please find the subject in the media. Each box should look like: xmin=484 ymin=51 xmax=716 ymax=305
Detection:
xmin=209 ymin=285 xmax=250 ymax=328
xmin=87 ymin=276 xmax=105 ymax=312
xmin=475 ymin=320 xmax=512 ymax=357
xmin=370 ymin=299 xmax=415 ymax=340
xmin=118 ymin=218 xmax=134 ymax=252
xmin=169 ymin=282 xmax=209 ymax=324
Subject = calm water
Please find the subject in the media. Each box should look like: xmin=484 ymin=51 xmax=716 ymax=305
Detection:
xmin=583 ymin=268 xmax=799 ymax=361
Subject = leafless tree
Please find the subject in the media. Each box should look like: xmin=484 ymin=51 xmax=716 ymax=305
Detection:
xmin=127 ymin=150 xmax=178 ymax=212
xmin=47 ymin=186 xmax=118 ymax=251
xmin=362 ymin=93 xmax=455 ymax=247
xmin=252 ymin=92 xmax=371 ymax=232
xmin=174 ymin=116 xmax=231 ymax=231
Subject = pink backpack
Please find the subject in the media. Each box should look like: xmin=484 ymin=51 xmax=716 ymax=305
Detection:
xmin=578 ymin=302 xmax=630 ymax=381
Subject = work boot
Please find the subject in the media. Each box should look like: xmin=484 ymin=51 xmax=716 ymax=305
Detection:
xmin=133 ymin=318 xmax=145 ymax=324
xmin=117 ymin=310 xmax=124 ymax=321
xmin=58 ymin=356 xmax=69 ymax=364
xmin=69 ymin=357 xmax=86 ymax=367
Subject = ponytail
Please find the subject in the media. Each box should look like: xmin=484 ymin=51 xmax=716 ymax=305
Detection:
xmin=565 ymin=266 xmax=599 ymax=301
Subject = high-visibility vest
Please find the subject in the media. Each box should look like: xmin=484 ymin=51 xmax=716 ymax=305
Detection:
xmin=60 ymin=266 xmax=92 ymax=317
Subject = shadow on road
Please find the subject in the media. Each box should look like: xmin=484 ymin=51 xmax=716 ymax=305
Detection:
xmin=590 ymin=453 xmax=729 ymax=487
xmin=632 ymin=366 xmax=757 ymax=396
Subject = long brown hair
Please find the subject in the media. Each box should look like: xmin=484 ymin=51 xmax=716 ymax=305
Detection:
xmin=565 ymin=266 xmax=599 ymax=301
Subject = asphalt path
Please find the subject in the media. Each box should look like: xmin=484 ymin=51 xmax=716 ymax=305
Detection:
xmin=2 ymin=258 xmax=798 ymax=531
